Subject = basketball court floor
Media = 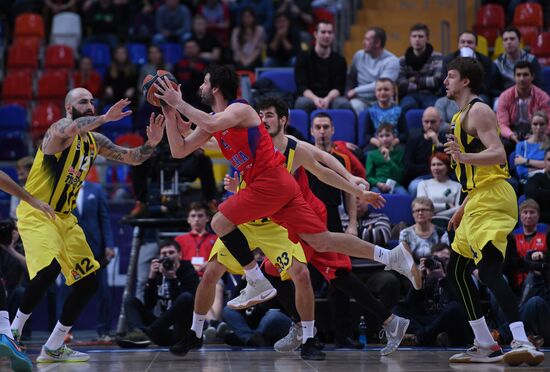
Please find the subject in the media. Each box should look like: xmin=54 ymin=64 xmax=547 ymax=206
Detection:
xmin=2 ymin=340 xmax=548 ymax=372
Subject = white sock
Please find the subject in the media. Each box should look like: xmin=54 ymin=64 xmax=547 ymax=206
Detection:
xmin=44 ymin=321 xmax=72 ymax=351
xmin=373 ymin=245 xmax=390 ymax=265
xmin=191 ymin=312 xmax=206 ymax=338
xmin=244 ymin=264 xmax=265 ymax=282
xmin=509 ymin=321 xmax=529 ymax=342
xmin=0 ymin=311 xmax=13 ymax=338
xmin=301 ymin=320 xmax=314 ymax=344
xmin=11 ymin=310 xmax=30 ymax=336
xmin=469 ymin=316 xmax=496 ymax=347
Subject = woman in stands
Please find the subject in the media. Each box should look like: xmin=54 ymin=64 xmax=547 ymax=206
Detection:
xmin=514 ymin=111 xmax=549 ymax=184
xmin=230 ymin=7 xmax=265 ymax=71
xmin=104 ymin=45 xmax=138 ymax=106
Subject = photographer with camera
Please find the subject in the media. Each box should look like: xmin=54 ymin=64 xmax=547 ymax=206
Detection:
xmin=118 ymin=240 xmax=199 ymax=348
xmin=392 ymin=243 xmax=473 ymax=346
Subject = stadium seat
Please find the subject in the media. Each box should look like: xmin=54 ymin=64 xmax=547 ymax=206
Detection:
xmin=532 ymin=32 xmax=550 ymax=66
xmin=543 ymin=67 xmax=550 ymax=96
xmin=14 ymin=13 xmax=45 ymax=40
xmin=50 ymin=12 xmax=82 ymax=54
xmin=7 ymin=44 xmax=39 ymax=72
xmin=0 ymin=104 xmax=28 ymax=132
xmin=310 ymin=109 xmax=356 ymax=143
xmin=371 ymin=194 xmax=414 ymax=226
xmin=127 ymin=42 xmax=147 ymax=65
xmin=508 ymin=151 xmax=516 ymax=176
xmin=159 ymin=43 xmax=183 ymax=66
xmin=1 ymin=72 xmax=33 ymax=107
xmin=473 ymin=4 xmax=505 ymax=47
xmin=37 ymin=70 xmax=68 ymax=104
xmin=100 ymin=105 xmax=133 ymax=140
xmin=405 ymin=109 xmax=424 ymax=130
xmin=258 ymin=69 xmax=296 ymax=93
xmin=517 ymin=26 xmax=539 ymax=48
xmin=115 ymin=133 xmax=144 ymax=147
xmin=12 ymin=36 xmax=41 ymax=56
xmin=81 ymin=42 xmax=111 ymax=76
xmin=0 ymin=167 xmax=18 ymax=199
xmin=513 ymin=2 xmax=543 ymax=28
xmin=44 ymin=45 xmax=74 ymax=70
xmin=31 ymin=103 xmax=62 ymax=139
xmin=475 ymin=34 xmax=489 ymax=56
xmin=0 ymin=137 xmax=28 ymax=160
xmin=289 ymin=109 xmax=309 ymax=141
xmin=313 ymin=7 xmax=334 ymax=24
xmin=357 ymin=109 xmax=368 ymax=148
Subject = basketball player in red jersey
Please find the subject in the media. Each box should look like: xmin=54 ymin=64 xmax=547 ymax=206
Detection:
xmin=155 ymin=65 xmax=420 ymax=351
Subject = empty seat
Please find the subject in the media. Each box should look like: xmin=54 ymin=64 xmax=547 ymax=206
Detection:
xmin=370 ymin=194 xmax=414 ymax=226
xmin=0 ymin=137 xmax=28 ymax=160
xmin=0 ymin=104 xmax=28 ymax=132
xmin=1 ymin=72 xmax=33 ymax=107
xmin=127 ymin=42 xmax=147 ymax=65
xmin=115 ymin=133 xmax=144 ymax=147
xmin=513 ymin=2 xmax=543 ymax=28
xmin=473 ymin=4 xmax=505 ymax=46
xmin=0 ymin=167 xmax=18 ymax=199
xmin=81 ymin=42 xmax=111 ymax=75
xmin=50 ymin=12 xmax=82 ymax=54
xmin=31 ymin=103 xmax=62 ymax=135
xmin=289 ymin=109 xmax=309 ymax=141
xmin=259 ymin=69 xmax=296 ymax=93
xmin=100 ymin=104 xmax=133 ymax=140
xmin=7 ymin=44 xmax=39 ymax=72
xmin=310 ymin=109 xmax=356 ymax=143
xmin=37 ymin=71 xmax=69 ymax=104
xmin=532 ymin=32 xmax=550 ymax=66
xmin=405 ymin=109 xmax=424 ymax=130
xmin=357 ymin=109 xmax=369 ymax=148
xmin=475 ymin=34 xmax=489 ymax=57
xmin=159 ymin=43 xmax=183 ymax=66
xmin=44 ymin=45 xmax=74 ymax=70
xmin=14 ymin=13 xmax=45 ymax=40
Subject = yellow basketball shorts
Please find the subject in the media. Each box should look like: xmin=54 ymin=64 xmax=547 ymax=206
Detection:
xmin=452 ymin=180 xmax=518 ymax=264
xmin=16 ymin=201 xmax=100 ymax=285
xmin=209 ymin=220 xmax=307 ymax=281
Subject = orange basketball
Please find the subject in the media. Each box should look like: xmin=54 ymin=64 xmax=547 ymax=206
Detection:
xmin=141 ymin=70 xmax=179 ymax=107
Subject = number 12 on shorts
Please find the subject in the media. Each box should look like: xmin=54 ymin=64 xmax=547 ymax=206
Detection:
xmin=74 ymin=257 xmax=94 ymax=276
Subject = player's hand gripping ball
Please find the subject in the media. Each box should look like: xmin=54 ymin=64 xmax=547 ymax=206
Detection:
xmin=141 ymin=70 xmax=179 ymax=107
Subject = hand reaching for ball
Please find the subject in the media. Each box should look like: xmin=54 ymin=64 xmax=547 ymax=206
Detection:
xmin=154 ymin=76 xmax=183 ymax=108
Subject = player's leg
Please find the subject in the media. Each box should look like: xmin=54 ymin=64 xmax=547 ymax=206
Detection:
xmin=330 ymin=270 xmax=409 ymax=356
xmin=0 ymin=278 xmax=32 ymax=372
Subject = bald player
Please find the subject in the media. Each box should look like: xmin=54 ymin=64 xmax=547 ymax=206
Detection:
xmin=10 ymin=88 xmax=165 ymax=364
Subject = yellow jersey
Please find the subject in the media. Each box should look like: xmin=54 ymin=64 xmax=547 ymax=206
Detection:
xmin=451 ymin=98 xmax=509 ymax=192
xmin=25 ymin=133 xmax=98 ymax=215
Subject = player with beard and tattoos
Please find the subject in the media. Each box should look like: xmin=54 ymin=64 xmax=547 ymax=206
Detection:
xmin=10 ymin=88 xmax=165 ymax=365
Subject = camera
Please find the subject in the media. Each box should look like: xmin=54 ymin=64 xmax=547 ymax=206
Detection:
xmin=0 ymin=219 xmax=16 ymax=246
xmin=159 ymin=256 xmax=174 ymax=271
xmin=424 ymin=256 xmax=442 ymax=270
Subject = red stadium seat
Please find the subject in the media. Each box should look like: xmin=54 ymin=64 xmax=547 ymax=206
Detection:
xmin=517 ymin=26 xmax=539 ymax=48
xmin=1 ymin=71 xmax=33 ymax=107
xmin=532 ymin=32 xmax=550 ymax=66
xmin=44 ymin=45 xmax=75 ymax=70
xmin=14 ymin=13 xmax=45 ymax=40
xmin=7 ymin=44 xmax=38 ymax=71
xmin=13 ymin=36 xmax=41 ymax=54
xmin=31 ymin=103 xmax=62 ymax=142
xmin=115 ymin=133 xmax=144 ymax=148
xmin=513 ymin=2 xmax=543 ymax=28
xmin=473 ymin=4 xmax=505 ymax=47
xmin=36 ymin=71 xmax=68 ymax=104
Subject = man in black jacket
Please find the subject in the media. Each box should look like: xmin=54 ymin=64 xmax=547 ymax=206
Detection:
xmin=293 ymin=21 xmax=351 ymax=114
xmin=118 ymin=240 xmax=199 ymax=347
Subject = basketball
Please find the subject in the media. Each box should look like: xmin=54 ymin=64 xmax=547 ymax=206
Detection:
xmin=141 ymin=70 xmax=179 ymax=107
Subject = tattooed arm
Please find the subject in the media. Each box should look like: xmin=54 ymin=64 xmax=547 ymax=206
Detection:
xmin=94 ymin=113 xmax=165 ymax=165
xmin=42 ymin=99 xmax=133 ymax=155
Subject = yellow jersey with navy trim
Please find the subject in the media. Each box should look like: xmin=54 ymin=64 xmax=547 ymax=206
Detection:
xmin=25 ymin=133 xmax=98 ymax=215
xmin=450 ymin=98 xmax=509 ymax=192
xmin=239 ymin=138 xmax=297 ymax=226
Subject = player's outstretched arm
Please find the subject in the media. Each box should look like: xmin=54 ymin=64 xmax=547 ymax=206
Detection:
xmin=94 ymin=113 xmax=164 ymax=165
xmin=161 ymin=103 xmax=213 ymax=158
xmin=0 ymin=171 xmax=55 ymax=219
xmin=444 ymin=104 xmax=506 ymax=166
xmin=43 ymin=99 xmax=132 ymax=155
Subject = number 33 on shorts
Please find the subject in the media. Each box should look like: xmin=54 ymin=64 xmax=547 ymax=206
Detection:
xmin=275 ymin=252 xmax=290 ymax=272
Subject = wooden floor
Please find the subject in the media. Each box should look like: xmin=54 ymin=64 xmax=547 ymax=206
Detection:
xmin=2 ymin=344 xmax=548 ymax=372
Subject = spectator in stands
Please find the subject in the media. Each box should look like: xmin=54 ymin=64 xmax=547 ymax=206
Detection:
xmin=197 ymin=0 xmax=230 ymax=45
xmin=264 ymin=12 xmax=301 ymax=68
xmin=525 ymin=148 xmax=550 ymax=224
xmin=275 ymin=0 xmax=314 ymax=38
xmin=230 ymin=7 xmax=265 ymax=71
xmin=127 ymin=0 xmax=157 ymax=43
xmin=346 ymin=27 xmax=400 ymax=115
xmin=362 ymin=78 xmax=407 ymax=151
xmin=43 ymin=0 xmax=77 ymax=36
xmin=493 ymin=27 xmax=545 ymax=97
xmin=399 ymin=197 xmax=449 ymax=261
xmin=416 ymin=153 xmax=462 ymax=221
xmin=405 ymin=107 xmax=446 ymax=195
xmin=497 ymin=61 xmax=550 ymax=154
xmin=73 ymin=57 xmax=103 ymax=100
xmin=514 ymin=111 xmax=550 ymax=184
xmin=173 ymin=38 xmax=209 ymax=111
xmin=191 ymin=15 xmax=223 ymax=64
xmin=153 ymin=0 xmax=192 ymax=45
xmin=138 ymin=46 xmax=166 ymax=105
xmin=434 ymin=96 xmax=458 ymax=134
xmin=235 ymin=0 xmax=274 ymax=34
xmin=366 ymin=124 xmax=407 ymax=195
xmin=397 ymin=23 xmax=444 ymax=113
xmin=119 ymin=240 xmax=198 ymax=348
xmin=83 ymin=0 xmax=119 ymax=48
xmin=442 ymin=31 xmax=495 ymax=104
xmin=393 ymin=243 xmax=473 ymax=346
xmin=10 ymin=156 xmax=34 ymax=219
xmin=294 ymin=21 xmax=352 ymax=114
xmin=104 ymin=45 xmax=138 ymax=106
